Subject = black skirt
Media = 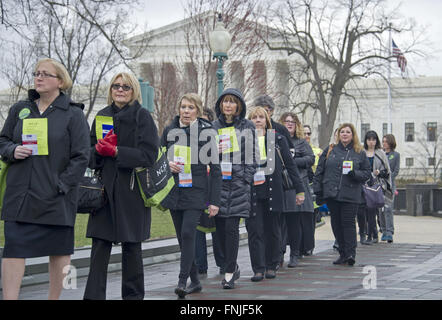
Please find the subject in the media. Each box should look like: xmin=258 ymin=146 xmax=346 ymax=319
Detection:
xmin=2 ymin=221 xmax=74 ymax=258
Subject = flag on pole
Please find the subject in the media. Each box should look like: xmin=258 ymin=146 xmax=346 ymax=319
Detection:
xmin=392 ymin=39 xmax=407 ymax=72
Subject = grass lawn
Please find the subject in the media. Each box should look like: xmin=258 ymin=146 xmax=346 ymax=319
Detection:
xmin=0 ymin=207 xmax=177 ymax=249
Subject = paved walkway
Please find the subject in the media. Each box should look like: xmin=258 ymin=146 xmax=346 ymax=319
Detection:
xmin=10 ymin=215 xmax=442 ymax=300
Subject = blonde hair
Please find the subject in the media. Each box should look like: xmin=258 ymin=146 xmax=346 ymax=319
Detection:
xmin=107 ymin=72 xmax=141 ymax=106
xmin=178 ymin=93 xmax=203 ymax=117
xmin=279 ymin=112 xmax=305 ymax=139
xmin=248 ymin=106 xmax=272 ymax=129
xmin=35 ymin=58 xmax=72 ymax=91
xmin=337 ymin=123 xmax=363 ymax=153
xmin=221 ymin=94 xmax=242 ymax=117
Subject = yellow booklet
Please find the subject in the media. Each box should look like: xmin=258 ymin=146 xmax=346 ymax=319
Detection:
xmin=22 ymin=118 xmax=48 ymax=155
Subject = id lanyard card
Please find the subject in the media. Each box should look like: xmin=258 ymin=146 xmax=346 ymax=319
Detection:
xmin=253 ymin=170 xmax=266 ymax=186
xmin=95 ymin=116 xmax=114 ymax=139
xmin=221 ymin=162 xmax=232 ymax=180
xmin=342 ymin=161 xmax=353 ymax=175
xmin=218 ymin=127 xmax=240 ymax=154
xmin=22 ymin=118 xmax=49 ymax=155
xmin=174 ymin=145 xmax=192 ymax=187
xmin=254 ymin=136 xmax=266 ymax=185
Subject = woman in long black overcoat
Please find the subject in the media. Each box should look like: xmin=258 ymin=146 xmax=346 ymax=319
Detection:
xmin=83 ymin=72 xmax=159 ymax=300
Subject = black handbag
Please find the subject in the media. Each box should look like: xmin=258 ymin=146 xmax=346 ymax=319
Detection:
xmin=363 ymin=182 xmax=385 ymax=209
xmin=77 ymin=171 xmax=106 ymax=214
xmin=275 ymin=146 xmax=294 ymax=190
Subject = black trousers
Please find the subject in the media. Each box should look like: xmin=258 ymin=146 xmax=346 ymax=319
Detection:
xmin=83 ymin=238 xmax=144 ymax=300
xmin=357 ymin=204 xmax=367 ymax=236
xmin=285 ymin=211 xmax=315 ymax=257
xmin=366 ymin=206 xmax=379 ymax=239
xmin=327 ymin=199 xmax=358 ymax=258
xmin=170 ymin=209 xmax=201 ymax=284
xmin=246 ymin=199 xmax=281 ymax=273
xmin=215 ymin=216 xmax=241 ymax=273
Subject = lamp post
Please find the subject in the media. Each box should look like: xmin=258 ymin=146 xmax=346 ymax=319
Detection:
xmin=209 ymin=14 xmax=232 ymax=98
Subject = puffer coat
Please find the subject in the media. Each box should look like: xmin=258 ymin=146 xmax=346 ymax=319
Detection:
xmin=212 ymin=88 xmax=257 ymax=218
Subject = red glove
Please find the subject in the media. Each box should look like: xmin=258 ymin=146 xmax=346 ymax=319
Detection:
xmin=103 ymin=129 xmax=117 ymax=146
xmin=95 ymin=139 xmax=117 ymax=157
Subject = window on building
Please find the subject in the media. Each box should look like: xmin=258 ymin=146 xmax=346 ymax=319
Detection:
xmin=361 ymin=123 xmax=370 ymax=140
xmin=405 ymin=123 xmax=414 ymax=142
xmin=428 ymin=157 xmax=436 ymax=166
xmin=427 ymin=122 xmax=437 ymax=142
xmin=383 ymin=123 xmax=392 ymax=137
xmin=405 ymin=158 xmax=414 ymax=167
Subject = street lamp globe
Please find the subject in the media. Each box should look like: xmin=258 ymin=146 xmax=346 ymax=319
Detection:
xmin=209 ymin=14 xmax=232 ymax=57
xmin=209 ymin=13 xmax=232 ymax=97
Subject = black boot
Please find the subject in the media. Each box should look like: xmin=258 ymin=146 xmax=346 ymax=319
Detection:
xmin=288 ymin=256 xmax=299 ymax=268
xmin=174 ymin=279 xmax=187 ymax=298
xmin=360 ymin=234 xmax=371 ymax=245
xmin=333 ymin=255 xmax=347 ymax=265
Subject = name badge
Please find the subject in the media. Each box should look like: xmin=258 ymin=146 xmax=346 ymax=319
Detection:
xmin=342 ymin=161 xmax=353 ymax=175
xmin=218 ymin=127 xmax=240 ymax=154
xmin=253 ymin=170 xmax=266 ymax=186
xmin=174 ymin=145 xmax=192 ymax=187
xmin=22 ymin=118 xmax=49 ymax=155
xmin=221 ymin=162 xmax=232 ymax=180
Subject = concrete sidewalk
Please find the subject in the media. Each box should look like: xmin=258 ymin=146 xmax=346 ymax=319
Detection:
xmin=4 ymin=215 xmax=442 ymax=300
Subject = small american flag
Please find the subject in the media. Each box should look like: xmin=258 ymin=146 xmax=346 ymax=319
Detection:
xmin=392 ymin=40 xmax=407 ymax=72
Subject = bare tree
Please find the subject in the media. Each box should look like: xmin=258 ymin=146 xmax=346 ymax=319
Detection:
xmin=0 ymin=0 xmax=150 ymax=121
xmin=255 ymin=0 xmax=428 ymax=148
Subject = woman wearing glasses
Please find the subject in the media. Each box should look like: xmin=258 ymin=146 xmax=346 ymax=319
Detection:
xmin=279 ymin=112 xmax=315 ymax=267
xmin=0 ymin=58 xmax=90 ymax=299
xmin=83 ymin=72 xmax=159 ymax=300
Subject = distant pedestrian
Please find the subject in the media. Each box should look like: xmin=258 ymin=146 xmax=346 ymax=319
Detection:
xmin=280 ymin=112 xmax=314 ymax=267
xmin=313 ymin=123 xmax=371 ymax=266
xmin=161 ymin=93 xmax=221 ymax=298
xmin=362 ymin=130 xmax=392 ymax=244
xmin=247 ymin=107 xmax=304 ymax=281
xmin=212 ymin=88 xmax=257 ymax=289
xmin=0 ymin=58 xmax=90 ymax=300
xmin=83 ymin=72 xmax=159 ymax=300
xmin=381 ymin=134 xmax=400 ymax=243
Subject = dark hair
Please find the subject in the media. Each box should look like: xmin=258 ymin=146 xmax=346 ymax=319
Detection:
xmin=364 ymin=130 xmax=381 ymax=150
xmin=254 ymin=95 xmax=275 ymax=110
xmin=383 ymin=134 xmax=397 ymax=151
xmin=303 ymin=124 xmax=311 ymax=131
xmin=202 ymin=107 xmax=215 ymax=122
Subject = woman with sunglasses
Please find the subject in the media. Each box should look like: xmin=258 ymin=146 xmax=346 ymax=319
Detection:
xmin=83 ymin=72 xmax=159 ymax=300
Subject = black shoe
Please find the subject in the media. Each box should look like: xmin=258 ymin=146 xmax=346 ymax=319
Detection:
xmin=251 ymin=273 xmax=264 ymax=282
xmin=185 ymin=282 xmax=202 ymax=295
xmin=360 ymin=235 xmax=372 ymax=245
xmin=223 ymin=266 xmax=240 ymax=289
xmin=303 ymin=250 xmax=313 ymax=256
xmin=346 ymin=256 xmax=356 ymax=266
xmin=265 ymin=270 xmax=276 ymax=279
xmin=372 ymin=237 xmax=379 ymax=244
xmin=288 ymin=256 xmax=298 ymax=268
xmin=333 ymin=256 xmax=347 ymax=265
xmin=174 ymin=286 xmax=187 ymax=298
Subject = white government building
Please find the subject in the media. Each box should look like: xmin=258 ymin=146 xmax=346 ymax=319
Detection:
xmin=125 ymin=13 xmax=442 ymax=181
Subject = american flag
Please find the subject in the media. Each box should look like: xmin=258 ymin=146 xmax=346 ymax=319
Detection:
xmin=392 ymin=40 xmax=407 ymax=72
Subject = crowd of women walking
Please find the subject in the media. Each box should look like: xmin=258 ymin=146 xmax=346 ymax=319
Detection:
xmin=0 ymin=62 xmax=399 ymax=300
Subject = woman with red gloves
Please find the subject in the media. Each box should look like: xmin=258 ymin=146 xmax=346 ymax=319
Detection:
xmin=83 ymin=72 xmax=159 ymax=300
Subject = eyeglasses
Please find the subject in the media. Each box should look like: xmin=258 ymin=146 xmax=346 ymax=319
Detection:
xmin=32 ymin=71 xmax=58 ymax=79
xmin=284 ymin=120 xmax=296 ymax=124
xmin=305 ymin=132 xmax=311 ymax=136
xmin=111 ymin=84 xmax=133 ymax=91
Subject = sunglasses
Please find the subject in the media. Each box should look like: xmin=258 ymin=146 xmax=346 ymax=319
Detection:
xmin=111 ymin=84 xmax=133 ymax=91
xmin=305 ymin=132 xmax=311 ymax=136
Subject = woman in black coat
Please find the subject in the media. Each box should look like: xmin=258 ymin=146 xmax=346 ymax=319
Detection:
xmin=0 ymin=58 xmax=90 ymax=300
xmin=313 ymin=123 xmax=371 ymax=266
xmin=211 ymin=88 xmax=257 ymax=289
xmin=160 ymin=93 xmax=222 ymax=298
xmin=83 ymin=72 xmax=159 ymax=300
xmin=280 ymin=112 xmax=315 ymax=267
xmin=247 ymin=107 xmax=304 ymax=282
